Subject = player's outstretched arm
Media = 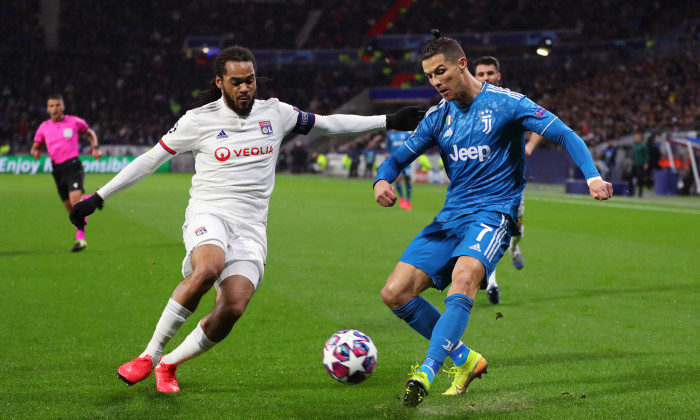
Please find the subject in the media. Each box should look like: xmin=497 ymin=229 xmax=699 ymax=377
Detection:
xmin=310 ymin=106 xmax=424 ymax=137
xmin=70 ymin=194 xmax=104 ymax=229
xmin=69 ymin=145 xmax=174 ymax=229
xmin=588 ymin=178 xmax=613 ymax=200
xmin=374 ymin=180 xmax=397 ymax=207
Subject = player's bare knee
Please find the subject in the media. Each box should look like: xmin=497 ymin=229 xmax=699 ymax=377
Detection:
xmin=216 ymin=300 xmax=247 ymax=322
xmin=380 ymin=285 xmax=396 ymax=308
xmin=191 ymin=265 xmax=222 ymax=290
xmin=451 ymin=268 xmax=482 ymax=296
xmin=380 ymin=283 xmax=408 ymax=309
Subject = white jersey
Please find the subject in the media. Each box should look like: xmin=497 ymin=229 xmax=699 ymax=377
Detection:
xmin=160 ymin=97 xmax=303 ymax=223
xmin=97 ymin=97 xmax=385 ymax=224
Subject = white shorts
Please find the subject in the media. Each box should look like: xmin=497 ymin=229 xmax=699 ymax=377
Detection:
xmin=181 ymin=207 xmax=266 ymax=290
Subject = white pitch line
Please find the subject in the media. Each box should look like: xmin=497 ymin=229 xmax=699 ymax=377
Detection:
xmin=526 ymin=195 xmax=700 ymax=215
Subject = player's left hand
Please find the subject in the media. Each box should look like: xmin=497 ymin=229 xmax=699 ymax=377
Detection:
xmin=589 ymin=179 xmax=613 ymax=200
xmin=525 ymin=142 xmax=536 ymax=157
xmin=374 ymin=180 xmax=397 ymax=207
xmin=386 ymin=107 xmax=425 ymax=131
xmin=91 ymin=147 xmax=102 ymax=160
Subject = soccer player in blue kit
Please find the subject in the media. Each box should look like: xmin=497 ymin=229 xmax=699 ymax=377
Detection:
xmin=385 ymin=129 xmax=414 ymax=210
xmin=373 ymin=30 xmax=613 ymax=407
xmin=474 ymin=55 xmax=545 ymax=304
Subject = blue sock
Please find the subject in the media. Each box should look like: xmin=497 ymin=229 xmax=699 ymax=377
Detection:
xmin=419 ymin=358 xmax=440 ymax=383
xmin=449 ymin=342 xmax=470 ymax=367
xmin=425 ymin=293 xmax=473 ymax=366
xmin=406 ymin=182 xmax=412 ymax=201
xmin=390 ymin=297 xmax=441 ymax=340
xmin=395 ymin=183 xmax=404 ymax=198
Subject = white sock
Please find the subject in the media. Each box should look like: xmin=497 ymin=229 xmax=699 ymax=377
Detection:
xmin=160 ymin=322 xmax=216 ymax=366
xmin=510 ymin=232 xmax=522 ymax=249
xmin=140 ymin=298 xmax=192 ymax=367
xmin=487 ymin=270 xmax=498 ymax=289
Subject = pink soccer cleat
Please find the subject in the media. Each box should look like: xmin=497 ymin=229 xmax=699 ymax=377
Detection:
xmin=117 ymin=356 xmax=153 ymax=385
xmin=155 ymin=361 xmax=180 ymax=393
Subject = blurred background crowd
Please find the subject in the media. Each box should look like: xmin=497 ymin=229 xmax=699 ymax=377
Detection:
xmin=2 ymin=0 xmax=699 ymax=188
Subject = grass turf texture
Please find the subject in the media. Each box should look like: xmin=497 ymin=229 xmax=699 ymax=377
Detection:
xmin=1 ymin=173 xmax=698 ymax=419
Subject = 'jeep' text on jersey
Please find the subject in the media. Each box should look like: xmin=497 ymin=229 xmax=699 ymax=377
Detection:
xmin=375 ymin=82 xmax=599 ymax=229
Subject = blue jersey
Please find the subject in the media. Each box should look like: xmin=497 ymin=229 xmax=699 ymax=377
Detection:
xmin=376 ymin=82 xmax=599 ymax=226
xmin=386 ymin=129 xmax=413 ymax=177
xmin=386 ymin=130 xmax=412 ymax=154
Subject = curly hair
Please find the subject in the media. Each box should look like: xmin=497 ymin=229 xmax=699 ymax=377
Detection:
xmin=192 ymin=46 xmax=258 ymax=108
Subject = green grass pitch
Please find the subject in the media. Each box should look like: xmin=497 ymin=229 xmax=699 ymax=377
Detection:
xmin=0 ymin=173 xmax=698 ymax=419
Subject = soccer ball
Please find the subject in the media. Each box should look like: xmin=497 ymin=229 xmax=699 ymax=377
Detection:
xmin=322 ymin=329 xmax=378 ymax=385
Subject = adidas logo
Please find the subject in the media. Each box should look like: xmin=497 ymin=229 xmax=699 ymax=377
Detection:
xmin=443 ymin=127 xmax=453 ymax=138
xmin=216 ymin=130 xmax=228 ymax=139
xmin=469 ymin=243 xmax=481 ymax=252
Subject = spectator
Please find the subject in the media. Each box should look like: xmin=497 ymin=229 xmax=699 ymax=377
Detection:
xmin=629 ymin=133 xmax=649 ymax=197
xmin=603 ymin=140 xmax=617 ymax=181
xmin=349 ymin=142 xmax=362 ymax=178
xmin=646 ymin=135 xmax=662 ymax=186
xmin=363 ymin=144 xmax=376 ymax=178
xmin=290 ymin=141 xmax=308 ymax=173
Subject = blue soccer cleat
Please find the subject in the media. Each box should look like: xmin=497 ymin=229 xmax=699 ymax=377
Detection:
xmin=486 ymin=286 xmax=500 ymax=304
xmin=510 ymin=245 xmax=524 ymax=270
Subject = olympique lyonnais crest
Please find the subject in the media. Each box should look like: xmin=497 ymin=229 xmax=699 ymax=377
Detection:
xmin=194 ymin=226 xmax=207 ymax=236
xmin=259 ymin=120 xmax=273 ymax=135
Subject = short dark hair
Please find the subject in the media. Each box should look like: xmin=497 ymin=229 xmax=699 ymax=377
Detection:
xmin=421 ymin=29 xmax=465 ymax=63
xmin=473 ymin=56 xmax=500 ymax=72
xmin=47 ymin=94 xmax=63 ymax=101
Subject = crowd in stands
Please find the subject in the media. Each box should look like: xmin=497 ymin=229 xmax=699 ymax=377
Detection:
xmin=499 ymin=52 xmax=700 ymax=146
xmin=385 ymin=0 xmax=699 ymax=43
xmin=1 ymin=0 xmax=699 ymax=158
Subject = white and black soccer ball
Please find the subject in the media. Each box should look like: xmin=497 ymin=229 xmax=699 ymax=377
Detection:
xmin=322 ymin=329 xmax=378 ymax=385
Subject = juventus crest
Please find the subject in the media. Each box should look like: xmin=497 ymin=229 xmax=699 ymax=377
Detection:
xmin=479 ymin=109 xmax=493 ymax=134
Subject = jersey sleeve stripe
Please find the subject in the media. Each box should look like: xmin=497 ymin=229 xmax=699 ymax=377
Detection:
xmin=539 ymin=116 xmax=559 ymax=136
xmin=159 ymin=139 xmax=177 ymax=155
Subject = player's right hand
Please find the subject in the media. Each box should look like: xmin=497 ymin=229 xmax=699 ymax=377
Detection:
xmin=589 ymin=179 xmax=613 ymax=200
xmin=374 ymin=180 xmax=397 ymax=207
xmin=70 ymin=193 xmax=104 ymax=229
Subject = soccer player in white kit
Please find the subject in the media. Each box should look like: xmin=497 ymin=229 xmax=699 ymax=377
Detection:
xmin=70 ymin=46 xmax=423 ymax=393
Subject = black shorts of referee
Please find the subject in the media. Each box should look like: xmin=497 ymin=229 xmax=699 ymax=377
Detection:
xmin=52 ymin=157 xmax=85 ymax=201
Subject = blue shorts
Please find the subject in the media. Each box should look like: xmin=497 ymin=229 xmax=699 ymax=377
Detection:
xmin=399 ymin=211 xmax=513 ymax=291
